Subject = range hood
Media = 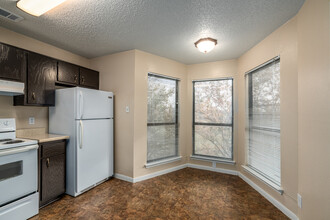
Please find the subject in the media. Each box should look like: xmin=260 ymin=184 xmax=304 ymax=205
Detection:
xmin=0 ymin=79 xmax=24 ymax=96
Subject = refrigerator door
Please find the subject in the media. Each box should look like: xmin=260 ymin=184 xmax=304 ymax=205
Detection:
xmin=76 ymin=119 xmax=112 ymax=193
xmin=76 ymin=87 xmax=113 ymax=120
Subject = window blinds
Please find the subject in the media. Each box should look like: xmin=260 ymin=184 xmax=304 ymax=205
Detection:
xmin=246 ymin=58 xmax=281 ymax=186
xmin=193 ymin=79 xmax=233 ymax=160
xmin=147 ymin=74 xmax=179 ymax=163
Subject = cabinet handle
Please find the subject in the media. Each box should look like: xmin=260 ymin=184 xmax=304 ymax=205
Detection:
xmin=46 ymin=158 xmax=50 ymax=168
xmin=81 ymin=76 xmax=85 ymax=84
xmin=32 ymin=92 xmax=36 ymax=100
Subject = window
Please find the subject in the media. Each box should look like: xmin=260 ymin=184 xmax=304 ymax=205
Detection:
xmin=193 ymin=78 xmax=233 ymax=160
xmin=147 ymin=73 xmax=179 ymax=163
xmin=246 ymin=57 xmax=281 ymax=186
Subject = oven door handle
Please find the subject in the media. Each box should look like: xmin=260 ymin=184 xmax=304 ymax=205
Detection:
xmin=0 ymin=144 xmax=39 ymax=157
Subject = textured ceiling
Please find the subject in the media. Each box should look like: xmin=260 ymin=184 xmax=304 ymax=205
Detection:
xmin=0 ymin=0 xmax=305 ymax=64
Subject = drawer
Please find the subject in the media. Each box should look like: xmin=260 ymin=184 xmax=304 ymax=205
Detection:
xmin=41 ymin=141 xmax=65 ymax=158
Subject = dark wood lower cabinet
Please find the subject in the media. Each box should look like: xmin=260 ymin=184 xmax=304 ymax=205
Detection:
xmin=39 ymin=140 xmax=66 ymax=207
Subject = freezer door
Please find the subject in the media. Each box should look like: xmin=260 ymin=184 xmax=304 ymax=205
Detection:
xmin=76 ymin=119 xmax=112 ymax=193
xmin=76 ymin=87 xmax=113 ymax=120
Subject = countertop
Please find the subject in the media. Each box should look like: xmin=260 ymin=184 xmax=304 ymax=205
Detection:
xmin=17 ymin=128 xmax=69 ymax=143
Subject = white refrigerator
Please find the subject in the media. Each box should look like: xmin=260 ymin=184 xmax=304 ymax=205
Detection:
xmin=49 ymin=87 xmax=113 ymax=197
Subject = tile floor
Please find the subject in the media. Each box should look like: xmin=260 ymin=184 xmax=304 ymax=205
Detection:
xmin=31 ymin=168 xmax=288 ymax=220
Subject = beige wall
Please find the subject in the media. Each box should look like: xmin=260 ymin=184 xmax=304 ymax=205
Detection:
xmin=186 ymin=59 xmax=238 ymax=172
xmin=91 ymin=50 xmax=135 ymax=177
xmin=237 ymin=16 xmax=299 ymax=214
xmin=297 ymin=0 xmax=330 ymax=219
xmin=133 ymin=50 xmax=188 ymax=177
xmin=92 ymin=4 xmax=329 ymax=216
xmin=0 ymin=27 xmax=91 ymax=68
xmin=0 ymin=96 xmax=48 ymax=129
xmin=0 ymin=27 xmax=91 ymax=130
xmin=2 ymin=1 xmax=329 ymax=217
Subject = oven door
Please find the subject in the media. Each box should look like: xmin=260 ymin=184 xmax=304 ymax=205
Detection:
xmin=0 ymin=144 xmax=38 ymax=206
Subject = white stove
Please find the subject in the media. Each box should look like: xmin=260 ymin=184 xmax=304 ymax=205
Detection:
xmin=0 ymin=118 xmax=39 ymax=220
xmin=0 ymin=118 xmax=37 ymax=150
xmin=0 ymin=138 xmax=38 ymax=150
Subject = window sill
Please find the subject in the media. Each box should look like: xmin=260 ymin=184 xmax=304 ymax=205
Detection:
xmin=242 ymin=165 xmax=283 ymax=194
xmin=145 ymin=156 xmax=182 ymax=168
xmin=190 ymin=155 xmax=236 ymax=165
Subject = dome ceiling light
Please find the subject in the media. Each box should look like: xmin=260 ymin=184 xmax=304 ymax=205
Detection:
xmin=17 ymin=0 xmax=67 ymax=17
xmin=194 ymin=37 xmax=218 ymax=53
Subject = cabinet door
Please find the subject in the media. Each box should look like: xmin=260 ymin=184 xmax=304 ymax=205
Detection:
xmin=41 ymin=154 xmax=65 ymax=206
xmin=79 ymin=67 xmax=99 ymax=89
xmin=0 ymin=43 xmax=26 ymax=82
xmin=58 ymin=61 xmax=79 ymax=85
xmin=27 ymin=52 xmax=56 ymax=105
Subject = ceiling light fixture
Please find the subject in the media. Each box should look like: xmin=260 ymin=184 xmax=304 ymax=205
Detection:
xmin=194 ymin=37 xmax=218 ymax=53
xmin=17 ymin=0 xmax=67 ymax=17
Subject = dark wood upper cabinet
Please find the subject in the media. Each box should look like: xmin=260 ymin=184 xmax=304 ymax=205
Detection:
xmin=27 ymin=52 xmax=56 ymax=106
xmin=79 ymin=67 xmax=99 ymax=89
xmin=1 ymin=41 xmax=100 ymax=106
xmin=0 ymin=43 xmax=26 ymax=82
xmin=57 ymin=61 xmax=79 ymax=85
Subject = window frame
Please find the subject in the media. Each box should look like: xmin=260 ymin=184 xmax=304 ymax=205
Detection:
xmin=147 ymin=73 xmax=179 ymax=163
xmin=245 ymin=56 xmax=281 ymax=187
xmin=192 ymin=77 xmax=234 ymax=161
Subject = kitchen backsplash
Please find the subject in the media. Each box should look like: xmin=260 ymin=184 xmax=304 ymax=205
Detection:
xmin=0 ymin=96 xmax=48 ymax=130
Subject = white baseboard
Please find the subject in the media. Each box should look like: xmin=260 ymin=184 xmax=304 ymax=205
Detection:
xmin=114 ymin=173 xmax=134 ymax=183
xmin=114 ymin=164 xmax=188 ymax=183
xmin=187 ymin=163 xmax=238 ymax=176
xmin=238 ymin=172 xmax=299 ymax=220
xmin=133 ymin=164 xmax=188 ymax=183
xmin=115 ymin=164 xmax=298 ymax=220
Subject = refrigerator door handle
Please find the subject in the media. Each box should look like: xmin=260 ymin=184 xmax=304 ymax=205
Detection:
xmin=79 ymin=91 xmax=84 ymax=118
xmin=79 ymin=120 xmax=83 ymax=149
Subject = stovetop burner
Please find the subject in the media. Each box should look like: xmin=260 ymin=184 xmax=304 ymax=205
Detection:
xmin=3 ymin=140 xmax=24 ymax=144
xmin=0 ymin=139 xmax=13 ymax=142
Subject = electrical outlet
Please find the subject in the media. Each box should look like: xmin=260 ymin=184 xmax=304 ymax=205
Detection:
xmin=297 ymin=194 xmax=302 ymax=208
xmin=29 ymin=117 xmax=35 ymax=125
xmin=125 ymin=106 xmax=130 ymax=113
xmin=212 ymin=161 xmax=216 ymax=168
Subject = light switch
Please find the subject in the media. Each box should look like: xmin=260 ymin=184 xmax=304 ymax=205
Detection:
xmin=125 ymin=106 xmax=130 ymax=113
xmin=29 ymin=117 xmax=35 ymax=125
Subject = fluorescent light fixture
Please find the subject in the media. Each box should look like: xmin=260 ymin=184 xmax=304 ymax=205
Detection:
xmin=17 ymin=0 xmax=67 ymax=16
xmin=194 ymin=37 xmax=218 ymax=53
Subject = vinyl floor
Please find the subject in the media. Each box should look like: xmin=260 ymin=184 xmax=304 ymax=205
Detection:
xmin=30 ymin=168 xmax=289 ymax=220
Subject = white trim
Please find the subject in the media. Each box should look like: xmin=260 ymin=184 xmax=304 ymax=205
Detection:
xmin=242 ymin=165 xmax=283 ymax=194
xmin=187 ymin=163 xmax=238 ymax=176
xmin=245 ymin=55 xmax=280 ymax=76
xmin=190 ymin=155 xmax=236 ymax=165
xmin=192 ymin=77 xmax=233 ymax=82
xmin=114 ymin=173 xmax=134 ymax=183
xmin=238 ymin=172 xmax=298 ymax=220
xmin=148 ymin=72 xmax=180 ymax=81
xmin=134 ymin=164 xmax=187 ymax=183
xmin=145 ymin=156 xmax=182 ymax=168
